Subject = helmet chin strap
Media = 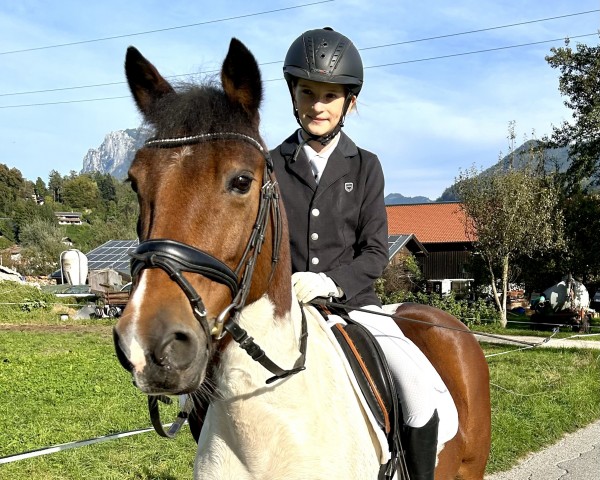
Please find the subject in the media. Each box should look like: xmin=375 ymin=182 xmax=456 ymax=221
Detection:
xmin=293 ymin=92 xmax=355 ymax=147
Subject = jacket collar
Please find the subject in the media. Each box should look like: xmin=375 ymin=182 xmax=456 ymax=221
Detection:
xmin=278 ymin=130 xmax=356 ymax=195
xmin=279 ymin=130 xmax=359 ymax=161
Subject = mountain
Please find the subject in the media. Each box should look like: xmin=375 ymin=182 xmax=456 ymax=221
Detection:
xmin=81 ymin=127 xmax=438 ymax=203
xmin=437 ymin=140 xmax=572 ymax=201
xmin=384 ymin=193 xmax=433 ymax=205
xmin=81 ymin=132 xmax=574 ymax=202
xmin=82 ymin=127 xmax=150 ymax=179
xmin=486 ymin=140 xmax=570 ymax=175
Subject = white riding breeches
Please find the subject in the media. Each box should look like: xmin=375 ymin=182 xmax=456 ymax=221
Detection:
xmin=347 ymin=305 xmax=459 ymax=445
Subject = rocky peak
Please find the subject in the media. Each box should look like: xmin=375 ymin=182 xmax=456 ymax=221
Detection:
xmin=82 ymin=127 xmax=150 ymax=179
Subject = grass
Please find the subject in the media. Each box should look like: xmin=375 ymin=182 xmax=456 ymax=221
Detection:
xmin=1 ymin=280 xmax=599 ymax=477
xmin=0 ymin=330 xmax=196 ymax=479
xmin=475 ymin=311 xmax=600 ymax=341
xmin=0 ymin=282 xmax=82 ymax=323
xmin=484 ymin=344 xmax=600 ymax=473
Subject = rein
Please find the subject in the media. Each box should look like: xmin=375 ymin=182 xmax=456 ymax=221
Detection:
xmin=132 ymin=132 xmax=307 ymax=435
xmin=310 ymin=298 xmax=554 ymax=348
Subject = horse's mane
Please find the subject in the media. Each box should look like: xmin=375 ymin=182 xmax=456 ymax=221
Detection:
xmin=145 ymin=80 xmax=257 ymax=137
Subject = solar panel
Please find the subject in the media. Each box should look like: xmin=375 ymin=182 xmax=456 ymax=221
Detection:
xmin=388 ymin=234 xmax=401 ymax=249
xmin=388 ymin=234 xmax=409 ymax=260
xmin=86 ymin=239 xmax=139 ymax=274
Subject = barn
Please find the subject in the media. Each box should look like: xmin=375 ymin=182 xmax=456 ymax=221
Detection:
xmin=386 ymin=202 xmax=475 ymax=296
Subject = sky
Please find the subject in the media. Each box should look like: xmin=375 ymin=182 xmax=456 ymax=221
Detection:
xmin=0 ymin=1 xmax=598 ymax=200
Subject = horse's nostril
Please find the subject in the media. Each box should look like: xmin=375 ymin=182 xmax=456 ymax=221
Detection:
xmin=153 ymin=326 xmax=198 ymax=370
xmin=175 ymin=331 xmax=190 ymax=342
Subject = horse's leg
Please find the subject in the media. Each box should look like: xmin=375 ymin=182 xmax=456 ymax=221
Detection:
xmin=392 ymin=303 xmax=491 ymax=480
xmin=435 ymin=439 xmax=463 ymax=479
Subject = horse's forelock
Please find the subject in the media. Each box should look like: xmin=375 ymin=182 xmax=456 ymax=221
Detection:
xmin=145 ymin=82 xmax=257 ymax=138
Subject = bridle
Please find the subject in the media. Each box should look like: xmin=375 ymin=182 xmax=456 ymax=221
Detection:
xmin=130 ymin=132 xmax=307 ymax=386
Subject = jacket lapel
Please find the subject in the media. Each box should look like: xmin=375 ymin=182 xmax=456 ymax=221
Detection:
xmin=315 ymin=148 xmax=350 ymax=196
xmin=278 ymin=131 xmax=359 ymax=195
xmin=280 ymin=133 xmax=317 ymax=191
xmin=314 ymin=133 xmax=356 ymax=198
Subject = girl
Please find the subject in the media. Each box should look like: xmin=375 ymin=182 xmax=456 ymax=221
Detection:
xmin=270 ymin=27 xmax=457 ymax=480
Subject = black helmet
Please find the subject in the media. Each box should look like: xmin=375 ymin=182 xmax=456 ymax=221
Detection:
xmin=283 ymin=27 xmax=363 ymax=96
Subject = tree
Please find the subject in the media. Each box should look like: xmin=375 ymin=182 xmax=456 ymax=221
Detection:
xmin=62 ymin=175 xmax=100 ymax=210
xmin=455 ymin=127 xmax=564 ymax=327
xmin=48 ymin=170 xmax=63 ymax=203
xmin=18 ymin=218 xmax=66 ymax=275
xmin=377 ymin=253 xmax=424 ymax=300
xmin=11 ymin=199 xmax=56 ymax=243
xmin=34 ymin=177 xmax=47 ymax=200
xmin=545 ymin=38 xmax=600 ymax=193
xmin=560 ymin=192 xmax=600 ymax=281
xmin=0 ymin=163 xmax=25 ymax=214
xmin=114 ymin=180 xmax=139 ymax=231
xmin=93 ymin=172 xmax=117 ymax=203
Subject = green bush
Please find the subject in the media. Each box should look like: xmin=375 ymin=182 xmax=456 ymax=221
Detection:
xmin=0 ymin=281 xmax=65 ymax=321
xmin=0 ymin=235 xmax=13 ymax=249
xmin=380 ymin=290 xmax=500 ymax=327
xmin=20 ymin=299 xmax=48 ymax=312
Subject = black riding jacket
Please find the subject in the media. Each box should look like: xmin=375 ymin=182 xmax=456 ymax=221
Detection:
xmin=271 ymin=131 xmax=389 ymax=307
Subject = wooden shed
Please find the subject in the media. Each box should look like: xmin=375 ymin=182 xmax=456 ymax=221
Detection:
xmin=386 ymin=202 xmax=475 ymax=295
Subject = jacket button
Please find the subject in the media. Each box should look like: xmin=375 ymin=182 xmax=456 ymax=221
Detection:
xmin=311 ymin=208 xmax=320 ymax=217
xmin=311 ymin=233 xmax=319 ymax=240
xmin=311 ymin=257 xmax=320 ymax=265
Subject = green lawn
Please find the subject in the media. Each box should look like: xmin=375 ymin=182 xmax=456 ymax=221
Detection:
xmin=485 ymin=344 xmax=600 ymax=472
xmin=1 ymin=281 xmax=599 ymax=478
xmin=0 ymin=330 xmax=196 ymax=480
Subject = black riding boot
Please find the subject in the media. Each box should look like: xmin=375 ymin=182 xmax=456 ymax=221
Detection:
xmin=401 ymin=410 xmax=439 ymax=480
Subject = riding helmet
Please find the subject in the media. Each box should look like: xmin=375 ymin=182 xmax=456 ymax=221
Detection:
xmin=283 ymin=27 xmax=363 ymax=95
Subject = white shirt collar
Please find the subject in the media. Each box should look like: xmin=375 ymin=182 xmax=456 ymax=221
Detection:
xmin=297 ymin=130 xmax=340 ymax=160
xmin=297 ymin=131 xmax=341 ymax=183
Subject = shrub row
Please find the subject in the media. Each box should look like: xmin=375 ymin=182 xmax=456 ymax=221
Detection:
xmin=380 ymin=290 xmax=500 ymax=327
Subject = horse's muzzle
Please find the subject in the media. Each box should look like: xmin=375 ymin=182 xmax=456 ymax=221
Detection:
xmin=113 ymin=321 xmax=206 ymax=394
xmin=113 ymin=328 xmax=134 ymax=373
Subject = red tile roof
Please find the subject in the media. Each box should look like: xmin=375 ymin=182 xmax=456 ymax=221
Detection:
xmin=386 ymin=202 xmax=474 ymax=243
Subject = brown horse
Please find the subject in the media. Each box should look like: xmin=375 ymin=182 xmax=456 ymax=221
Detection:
xmin=113 ymin=38 xmax=490 ymax=479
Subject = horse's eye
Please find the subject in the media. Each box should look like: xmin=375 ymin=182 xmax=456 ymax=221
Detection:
xmin=229 ymin=174 xmax=253 ymax=194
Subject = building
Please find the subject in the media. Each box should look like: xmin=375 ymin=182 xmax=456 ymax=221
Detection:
xmin=388 ymin=234 xmax=428 ymax=264
xmin=54 ymin=212 xmax=83 ymax=225
xmin=386 ymin=202 xmax=475 ymax=296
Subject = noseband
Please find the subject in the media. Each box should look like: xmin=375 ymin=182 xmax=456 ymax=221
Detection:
xmin=130 ymin=132 xmax=307 ymax=385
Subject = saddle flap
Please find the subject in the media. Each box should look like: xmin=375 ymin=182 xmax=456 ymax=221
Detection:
xmin=331 ymin=321 xmax=397 ymax=436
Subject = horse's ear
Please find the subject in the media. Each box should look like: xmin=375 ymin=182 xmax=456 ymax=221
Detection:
xmin=125 ymin=46 xmax=175 ymax=116
xmin=221 ymin=38 xmax=262 ymax=122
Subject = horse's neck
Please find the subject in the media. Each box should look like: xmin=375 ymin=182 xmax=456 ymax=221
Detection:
xmin=196 ymin=295 xmax=380 ymax=479
xmin=215 ymin=295 xmax=310 ymax=394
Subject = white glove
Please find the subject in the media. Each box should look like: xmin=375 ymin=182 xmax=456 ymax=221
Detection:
xmin=292 ymin=272 xmax=340 ymax=303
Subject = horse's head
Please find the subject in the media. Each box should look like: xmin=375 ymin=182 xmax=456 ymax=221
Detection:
xmin=113 ymin=39 xmax=290 ymax=395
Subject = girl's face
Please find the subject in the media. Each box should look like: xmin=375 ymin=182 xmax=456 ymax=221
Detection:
xmin=293 ymin=79 xmax=355 ymax=137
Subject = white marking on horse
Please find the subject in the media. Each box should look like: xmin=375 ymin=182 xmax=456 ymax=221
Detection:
xmin=126 ymin=273 xmax=148 ymax=373
xmin=128 ymin=337 xmax=146 ymax=373
xmin=169 ymin=146 xmax=193 ymax=163
xmin=194 ymin=296 xmax=382 ymax=479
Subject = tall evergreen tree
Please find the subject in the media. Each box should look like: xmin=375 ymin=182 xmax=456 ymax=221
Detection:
xmin=48 ymin=170 xmax=64 ymax=203
xmin=545 ymin=38 xmax=600 ymax=193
